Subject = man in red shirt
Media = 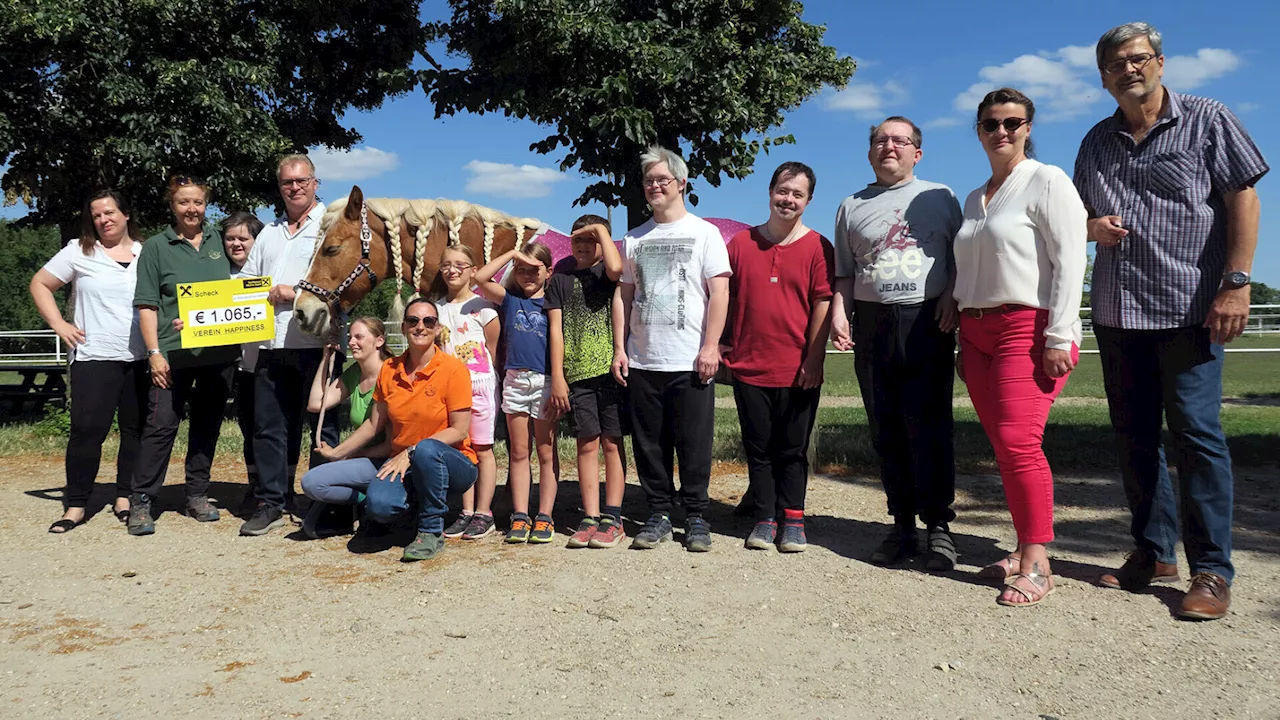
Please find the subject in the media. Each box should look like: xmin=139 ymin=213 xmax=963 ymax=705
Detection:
xmin=722 ymin=162 xmax=834 ymax=552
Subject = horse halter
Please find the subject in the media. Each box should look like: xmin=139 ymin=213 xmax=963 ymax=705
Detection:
xmin=297 ymin=203 xmax=379 ymax=313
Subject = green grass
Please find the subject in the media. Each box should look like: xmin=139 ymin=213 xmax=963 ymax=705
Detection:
xmin=718 ymin=333 xmax=1280 ymax=400
xmin=2 ymin=401 xmax=1276 ymax=476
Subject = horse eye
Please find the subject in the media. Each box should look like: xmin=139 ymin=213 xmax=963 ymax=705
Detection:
xmin=323 ymin=245 xmax=342 ymax=257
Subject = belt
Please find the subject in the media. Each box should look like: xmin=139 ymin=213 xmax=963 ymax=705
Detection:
xmin=962 ymin=303 xmax=1029 ymax=319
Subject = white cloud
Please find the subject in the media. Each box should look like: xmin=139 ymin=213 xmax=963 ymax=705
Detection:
xmin=953 ymin=48 xmax=1103 ymax=121
xmin=463 ymin=160 xmax=566 ymax=199
xmin=1236 ymin=102 xmax=1261 ymax=113
xmin=825 ymin=81 xmax=910 ymax=118
xmin=947 ymin=45 xmax=1244 ymax=123
xmin=309 ymin=146 xmax=399 ymax=182
xmin=922 ymin=117 xmax=965 ymax=129
xmin=1163 ymin=49 xmax=1241 ymax=91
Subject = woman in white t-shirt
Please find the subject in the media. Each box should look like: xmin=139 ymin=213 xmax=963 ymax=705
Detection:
xmin=953 ymin=88 xmax=1087 ymax=608
xmin=30 ymin=189 xmax=148 ymax=533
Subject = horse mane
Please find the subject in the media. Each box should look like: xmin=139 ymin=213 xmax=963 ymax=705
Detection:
xmin=320 ymin=196 xmax=541 ymax=320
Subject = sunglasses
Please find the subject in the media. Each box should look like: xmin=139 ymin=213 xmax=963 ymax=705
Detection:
xmin=403 ymin=315 xmax=440 ymax=329
xmin=979 ymin=118 xmax=1030 ymax=134
xmin=172 ymin=175 xmax=206 ymax=187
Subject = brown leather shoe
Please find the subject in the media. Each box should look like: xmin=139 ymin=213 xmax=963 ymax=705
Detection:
xmin=1099 ymin=548 xmax=1179 ymax=591
xmin=1178 ymin=573 xmax=1231 ymax=620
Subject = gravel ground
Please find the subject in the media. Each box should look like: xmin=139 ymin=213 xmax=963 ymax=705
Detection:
xmin=2 ymin=457 xmax=1278 ymax=719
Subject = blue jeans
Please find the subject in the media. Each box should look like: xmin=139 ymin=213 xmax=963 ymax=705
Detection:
xmin=1095 ymin=325 xmax=1234 ymax=583
xmin=298 ymin=440 xmax=478 ymax=534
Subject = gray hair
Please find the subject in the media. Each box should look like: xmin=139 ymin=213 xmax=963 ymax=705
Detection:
xmin=640 ymin=145 xmax=688 ymax=184
xmin=277 ymin=153 xmax=316 ymax=179
xmin=1096 ymin=22 xmax=1163 ymax=69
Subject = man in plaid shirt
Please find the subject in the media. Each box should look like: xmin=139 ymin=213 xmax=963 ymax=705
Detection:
xmin=1074 ymin=22 xmax=1268 ymax=621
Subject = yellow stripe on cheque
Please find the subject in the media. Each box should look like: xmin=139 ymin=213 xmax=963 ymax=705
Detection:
xmin=177 ymin=276 xmax=275 ymax=349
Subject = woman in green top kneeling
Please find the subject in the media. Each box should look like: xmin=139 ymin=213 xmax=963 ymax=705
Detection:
xmin=300 ymin=316 xmax=394 ymax=538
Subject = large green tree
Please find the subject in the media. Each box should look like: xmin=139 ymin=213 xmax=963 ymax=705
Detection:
xmin=0 ymin=0 xmax=426 ymax=232
xmin=424 ymin=0 xmax=854 ymax=227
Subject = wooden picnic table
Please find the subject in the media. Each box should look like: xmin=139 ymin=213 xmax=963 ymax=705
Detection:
xmin=0 ymin=363 xmax=68 ymax=414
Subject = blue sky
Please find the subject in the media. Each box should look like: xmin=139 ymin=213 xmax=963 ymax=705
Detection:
xmin=7 ymin=1 xmax=1278 ymax=283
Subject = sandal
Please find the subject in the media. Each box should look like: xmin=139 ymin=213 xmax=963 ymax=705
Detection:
xmin=48 ymin=518 xmax=82 ymax=534
xmin=977 ymin=554 xmax=1021 ymax=581
xmin=114 ymin=507 xmax=130 ymax=522
xmin=997 ymin=572 xmax=1055 ymax=607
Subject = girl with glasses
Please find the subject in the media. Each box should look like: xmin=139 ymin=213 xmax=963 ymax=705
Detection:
xmin=434 ymin=245 xmax=502 ymax=540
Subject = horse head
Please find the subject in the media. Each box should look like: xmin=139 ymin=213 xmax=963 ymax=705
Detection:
xmin=294 ymin=185 xmax=406 ymax=336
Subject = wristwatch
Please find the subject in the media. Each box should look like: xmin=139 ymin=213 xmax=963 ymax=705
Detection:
xmin=1222 ymin=270 xmax=1251 ymax=290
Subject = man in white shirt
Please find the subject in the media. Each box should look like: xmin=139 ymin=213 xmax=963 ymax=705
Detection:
xmin=829 ymin=116 xmax=964 ymax=570
xmin=239 ymin=154 xmax=338 ymax=536
xmin=612 ymin=145 xmax=731 ymax=553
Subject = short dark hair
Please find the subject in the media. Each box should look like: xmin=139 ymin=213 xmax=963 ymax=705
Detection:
xmin=869 ymin=116 xmax=923 ymax=149
xmin=976 ymin=88 xmax=1037 ymax=159
xmin=571 ymin=213 xmax=610 ymax=234
xmin=221 ymin=211 xmax=264 ymax=239
xmin=768 ymin=161 xmax=817 ymax=198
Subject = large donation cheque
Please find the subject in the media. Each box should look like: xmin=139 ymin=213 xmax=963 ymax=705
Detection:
xmin=177 ymin=276 xmax=275 ymax=349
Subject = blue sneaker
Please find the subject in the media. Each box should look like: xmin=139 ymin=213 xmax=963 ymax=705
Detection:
xmin=630 ymin=513 xmax=673 ymax=549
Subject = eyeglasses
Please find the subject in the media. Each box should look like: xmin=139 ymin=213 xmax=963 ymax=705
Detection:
xmin=403 ymin=315 xmax=440 ymax=329
xmin=1101 ymin=53 xmax=1156 ymax=76
xmin=279 ymin=176 xmax=315 ymax=189
xmin=872 ymin=135 xmax=915 ymax=149
xmin=439 ymin=262 xmax=472 ymax=272
xmin=979 ymin=117 xmax=1030 ymax=134
xmin=642 ymin=176 xmax=678 ymax=189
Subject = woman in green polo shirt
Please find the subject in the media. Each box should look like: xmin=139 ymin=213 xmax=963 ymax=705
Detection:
xmin=128 ymin=175 xmax=240 ymax=536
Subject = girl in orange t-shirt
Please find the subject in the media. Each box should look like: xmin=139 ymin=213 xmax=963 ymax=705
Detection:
xmin=314 ymin=298 xmax=477 ymax=562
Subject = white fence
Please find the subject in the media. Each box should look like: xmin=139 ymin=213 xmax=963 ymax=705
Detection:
xmin=1 ymin=305 xmax=1278 ymax=367
xmin=0 ymin=330 xmax=65 ymax=366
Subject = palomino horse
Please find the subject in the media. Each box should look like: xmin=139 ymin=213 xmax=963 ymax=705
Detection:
xmin=293 ymin=185 xmax=541 ymax=336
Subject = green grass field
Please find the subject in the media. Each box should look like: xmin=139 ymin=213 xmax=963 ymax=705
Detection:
xmin=717 ymin=333 xmax=1280 ymax=400
xmin=2 ymin=334 xmax=1276 ymax=472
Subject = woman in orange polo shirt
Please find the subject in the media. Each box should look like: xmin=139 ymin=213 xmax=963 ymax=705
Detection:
xmin=313 ymin=298 xmax=477 ymax=562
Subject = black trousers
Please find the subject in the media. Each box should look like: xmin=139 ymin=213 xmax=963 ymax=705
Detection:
xmin=853 ymin=298 xmax=956 ymax=527
xmin=233 ymin=370 xmax=256 ymax=479
xmin=732 ymin=381 xmax=820 ymax=521
xmin=628 ymin=369 xmax=715 ymax=515
xmin=252 ymin=348 xmax=341 ymax=510
xmin=133 ymin=361 xmax=235 ymax=501
xmin=64 ymin=360 xmax=148 ymax=508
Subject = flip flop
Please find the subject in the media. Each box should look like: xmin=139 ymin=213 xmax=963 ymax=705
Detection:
xmin=114 ymin=508 xmax=130 ymax=523
xmin=977 ymin=555 xmax=1021 ymax=581
xmin=996 ymin=572 xmax=1055 ymax=608
xmin=48 ymin=518 xmax=82 ymax=534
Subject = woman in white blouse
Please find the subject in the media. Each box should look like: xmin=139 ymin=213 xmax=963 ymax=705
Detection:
xmin=30 ymin=190 xmax=148 ymax=533
xmin=953 ymin=88 xmax=1087 ymax=607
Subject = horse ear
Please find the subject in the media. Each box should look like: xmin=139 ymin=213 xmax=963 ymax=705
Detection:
xmin=344 ymin=186 xmax=364 ymax=221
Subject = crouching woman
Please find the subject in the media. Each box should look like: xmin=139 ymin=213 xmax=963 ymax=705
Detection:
xmin=303 ymin=298 xmax=478 ymax=561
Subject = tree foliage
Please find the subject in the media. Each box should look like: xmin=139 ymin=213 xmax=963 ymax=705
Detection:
xmin=424 ymin=0 xmax=854 ymax=226
xmin=0 ymin=0 xmax=427 ymax=232
xmin=1252 ymin=281 xmax=1280 ymax=306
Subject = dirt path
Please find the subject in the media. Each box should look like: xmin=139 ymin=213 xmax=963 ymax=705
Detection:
xmin=2 ymin=458 xmax=1277 ymax=719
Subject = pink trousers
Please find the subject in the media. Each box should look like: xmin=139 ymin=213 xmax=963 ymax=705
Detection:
xmin=959 ymin=308 xmax=1077 ymax=545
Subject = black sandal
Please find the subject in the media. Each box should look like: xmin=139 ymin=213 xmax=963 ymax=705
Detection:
xmin=48 ymin=518 xmax=81 ymax=534
xmin=114 ymin=508 xmax=130 ymax=522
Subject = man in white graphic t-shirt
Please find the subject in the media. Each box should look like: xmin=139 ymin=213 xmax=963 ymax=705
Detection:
xmin=612 ymin=145 xmax=731 ymax=553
